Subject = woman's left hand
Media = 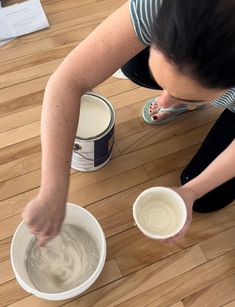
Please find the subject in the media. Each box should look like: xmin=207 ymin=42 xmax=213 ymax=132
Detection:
xmin=164 ymin=186 xmax=197 ymax=245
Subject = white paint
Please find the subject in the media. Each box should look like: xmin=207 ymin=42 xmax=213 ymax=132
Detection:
xmin=133 ymin=187 xmax=187 ymax=239
xmin=76 ymin=94 xmax=111 ymax=139
xmin=26 ymin=224 xmax=99 ymax=293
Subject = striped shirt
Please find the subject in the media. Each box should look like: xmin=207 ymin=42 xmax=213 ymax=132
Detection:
xmin=130 ymin=0 xmax=235 ymax=112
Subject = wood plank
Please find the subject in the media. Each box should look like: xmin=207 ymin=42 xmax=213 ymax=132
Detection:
xmin=0 ymin=169 xmax=41 ymax=202
xmin=68 ymin=123 xmax=217 ymax=198
xmin=96 ymin=78 xmax=138 ymax=98
xmin=1 ymin=140 xmax=113 ymax=181
xmin=0 ymin=124 xmax=210 ymax=202
xmin=169 ymin=302 xmax=185 ymax=307
xmin=0 ymin=188 xmax=38 ymax=222
xmin=68 ymin=166 xmax=150 ymax=205
xmin=0 ymin=279 xmax=29 ymax=306
xmin=0 ymin=85 xmax=215 ymax=151
xmin=112 ymin=143 xmax=121 ymax=159
xmin=115 ymin=99 xmax=152 ymax=125
xmin=0 ymin=142 xmax=119 ymax=184
xmin=0 ymin=122 xmax=40 ymax=150
xmin=113 ymin=250 xmax=235 ymax=307
xmin=116 ymin=107 xmax=221 ymax=155
xmin=0 ymin=97 xmax=140 ymax=171
xmin=0 ymin=79 xmax=135 ymax=133
xmin=0 ymin=260 xmax=14 ymax=285
xmin=200 ymin=227 xmax=235 ymax=260
xmin=0 ymin=237 xmax=11 ymax=263
xmin=223 ymin=300 xmax=235 ymax=307
xmin=1 ymin=47 xmax=132 ymax=92
xmin=0 ymin=75 xmax=47 ymax=117
xmin=42 ymin=0 xmax=97 ymax=15
xmin=106 ymin=208 xmax=235 ymax=276
xmin=0 ymin=214 xmax=23 ymax=241
xmin=0 ymin=31 xmax=89 ymax=73
xmin=0 ymin=153 xmax=41 ymax=183
xmin=61 ymin=245 xmax=206 ymax=307
xmin=0 ymin=59 xmax=62 ymax=90
xmin=144 ymin=145 xmax=199 ymax=180
xmin=0 ymin=106 xmax=42 ymax=133
xmin=0 ymin=137 xmax=41 ymax=165
xmin=0 ymin=89 xmax=44 ymax=119
xmin=1 ymin=0 xmax=96 ymax=15
xmin=1 ymin=45 xmax=71 ymax=75
xmin=0 ymin=73 xmax=114 ymax=114
xmin=183 ymin=274 xmax=235 ymax=307
xmin=110 ymin=87 xmax=157 ymax=110
xmin=115 ymin=118 xmax=145 ymax=141
xmin=0 ymin=0 xmax=125 ymax=57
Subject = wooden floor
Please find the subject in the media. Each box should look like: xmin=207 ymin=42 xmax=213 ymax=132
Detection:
xmin=0 ymin=0 xmax=235 ymax=306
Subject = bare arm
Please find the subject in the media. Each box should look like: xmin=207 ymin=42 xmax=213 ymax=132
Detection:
xmin=184 ymin=139 xmax=235 ymax=198
xmin=23 ymin=1 xmax=145 ymax=246
xmin=166 ymin=139 xmax=235 ymax=244
xmin=41 ymin=1 xmax=144 ymax=196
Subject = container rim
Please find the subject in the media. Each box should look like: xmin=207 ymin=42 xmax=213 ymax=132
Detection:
xmin=132 ymin=187 xmax=187 ymax=240
xmin=75 ymin=92 xmax=115 ymax=141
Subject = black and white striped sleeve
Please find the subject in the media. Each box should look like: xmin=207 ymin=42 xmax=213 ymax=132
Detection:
xmin=129 ymin=0 xmax=161 ymax=45
xmin=211 ymin=88 xmax=235 ymax=113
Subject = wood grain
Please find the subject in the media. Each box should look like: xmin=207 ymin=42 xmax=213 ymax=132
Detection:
xmin=200 ymin=227 xmax=235 ymax=260
xmin=61 ymin=245 xmax=206 ymax=307
xmin=0 ymin=0 xmax=234 ymax=306
xmin=223 ymin=300 xmax=235 ymax=307
xmin=183 ymin=274 xmax=235 ymax=307
xmin=170 ymin=302 xmax=185 ymax=307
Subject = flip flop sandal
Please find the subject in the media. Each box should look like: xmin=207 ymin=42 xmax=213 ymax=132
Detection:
xmin=142 ymin=97 xmax=208 ymax=125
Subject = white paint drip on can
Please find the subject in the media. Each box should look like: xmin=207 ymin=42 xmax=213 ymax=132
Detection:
xmin=71 ymin=92 xmax=115 ymax=172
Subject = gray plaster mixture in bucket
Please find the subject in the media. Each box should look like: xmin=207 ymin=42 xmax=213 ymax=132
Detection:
xmin=26 ymin=224 xmax=99 ymax=293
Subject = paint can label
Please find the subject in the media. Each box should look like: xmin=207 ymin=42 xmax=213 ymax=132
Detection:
xmin=72 ymin=127 xmax=115 ymax=172
xmin=94 ymin=126 xmax=114 ymax=167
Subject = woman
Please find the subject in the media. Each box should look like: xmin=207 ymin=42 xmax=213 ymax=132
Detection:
xmin=23 ymin=0 xmax=235 ymax=246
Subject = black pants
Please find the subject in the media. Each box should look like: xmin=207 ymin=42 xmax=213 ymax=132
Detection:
xmin=122 ymin=48 xmax=235 ymax=213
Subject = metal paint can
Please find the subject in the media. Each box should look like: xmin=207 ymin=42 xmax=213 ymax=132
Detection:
xmin=71 ymin=92 xmax=115 ymax=172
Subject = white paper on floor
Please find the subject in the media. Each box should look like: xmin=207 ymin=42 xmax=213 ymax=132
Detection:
xmin=0 ymin=0 xmax=49 ymax=46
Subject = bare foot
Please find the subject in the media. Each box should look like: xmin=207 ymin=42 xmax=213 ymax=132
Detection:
xmin=149 ymin=92 xmax=187 ymax=122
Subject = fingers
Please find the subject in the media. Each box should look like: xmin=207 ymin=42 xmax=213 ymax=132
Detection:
xmin=27 ymin=224 xmax=60 ymax=247
xmin=37 ymin=235 xmax=52 ymax=247
xmin=36 ymin=229 xmax=59 ymax=247
xmin=163 ymin=220 xmax=191 ymax=245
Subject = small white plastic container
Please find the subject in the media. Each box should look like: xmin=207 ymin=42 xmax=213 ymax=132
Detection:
xmin=10 ymin=203 xmax=106 ymax=301
xmin=133 ymin=187 xmax=187 ymax=240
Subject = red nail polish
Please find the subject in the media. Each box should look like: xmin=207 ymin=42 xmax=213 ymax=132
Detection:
xmin=152 ymin=115 xmax=158 ymax=120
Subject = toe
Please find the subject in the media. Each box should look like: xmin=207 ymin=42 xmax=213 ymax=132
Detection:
xmin=151 ymin=115 xmax=158 ymax=121
xmin=151 ymin=111 xmax=172 ymax=122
